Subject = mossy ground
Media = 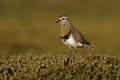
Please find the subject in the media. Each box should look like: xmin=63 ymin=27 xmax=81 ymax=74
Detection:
xmin=0 ymin=54 xmax=120 ymax=80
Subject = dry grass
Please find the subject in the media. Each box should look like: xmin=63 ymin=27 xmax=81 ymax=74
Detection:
xmin=0 ymin=1 xmax=120 ymax=55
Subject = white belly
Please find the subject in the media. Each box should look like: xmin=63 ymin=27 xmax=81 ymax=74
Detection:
xmin=61 ymin=34 xmax=83 ymax=48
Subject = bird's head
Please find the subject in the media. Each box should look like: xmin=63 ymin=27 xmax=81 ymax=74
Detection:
xmin=56 ymin=15 xmax=70 ymax=25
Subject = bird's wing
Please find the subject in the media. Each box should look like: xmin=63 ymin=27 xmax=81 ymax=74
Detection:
xmin=60 ymin=27 xmax=71 ymax=38
xmin=71 ymin=27 xmax=91 ymax=44
xmin=73 ymin=29 xmax=95 ymax=48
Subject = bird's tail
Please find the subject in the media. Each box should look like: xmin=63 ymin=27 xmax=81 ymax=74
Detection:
xmin=84 ymin=43 xmax=96 ymax=49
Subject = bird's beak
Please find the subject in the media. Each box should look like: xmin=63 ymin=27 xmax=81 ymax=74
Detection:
xmin=55 ymin=19 xmax=61 ymax=23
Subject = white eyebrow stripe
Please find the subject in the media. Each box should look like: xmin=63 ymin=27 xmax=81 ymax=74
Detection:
xmin=62 ymin=16 xmax=68 ymax=18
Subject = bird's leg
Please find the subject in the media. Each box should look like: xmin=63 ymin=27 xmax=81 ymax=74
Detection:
xmin=69 ymin=46 xmax=72 ymax=53
xmin=75 ymin=47 xmax=78 ymax=53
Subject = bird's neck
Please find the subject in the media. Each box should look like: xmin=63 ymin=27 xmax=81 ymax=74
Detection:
xmin=61 ymin=21 xmax=72 ymax=29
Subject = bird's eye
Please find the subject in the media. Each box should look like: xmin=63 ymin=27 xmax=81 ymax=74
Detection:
xmin=62 ymin=18 xmax=65 ymax=20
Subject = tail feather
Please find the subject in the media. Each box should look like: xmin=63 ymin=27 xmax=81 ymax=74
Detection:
xmin=84 ymin=43 xmax=96 ymax=49
xmin=83 ymin=39 xmax=96 ymax=49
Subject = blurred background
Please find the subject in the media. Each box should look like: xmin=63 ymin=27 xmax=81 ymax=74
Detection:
xmin=0 ymin=0 xmax=120 ymax=56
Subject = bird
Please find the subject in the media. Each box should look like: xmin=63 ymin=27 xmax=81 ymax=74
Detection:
xmin=56 ymin=15 xmax=95 ymax=53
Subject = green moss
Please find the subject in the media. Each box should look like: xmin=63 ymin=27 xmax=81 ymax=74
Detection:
xmin=0 ymin=54 xmax=120 ymax=80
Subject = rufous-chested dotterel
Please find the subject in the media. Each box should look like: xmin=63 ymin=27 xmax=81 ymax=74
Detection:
xmin=56 ymin=15 xmax=95 ymax=53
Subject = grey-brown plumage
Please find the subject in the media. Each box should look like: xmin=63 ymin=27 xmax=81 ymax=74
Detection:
xmin=71 ymin=25 xmax=94 ymax=48
xmin=56 ymin=15 xmax=95 ymax=53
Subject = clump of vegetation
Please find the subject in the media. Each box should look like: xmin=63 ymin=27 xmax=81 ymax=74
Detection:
xmin=0 ymin=54 xmax=120 ymax=80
